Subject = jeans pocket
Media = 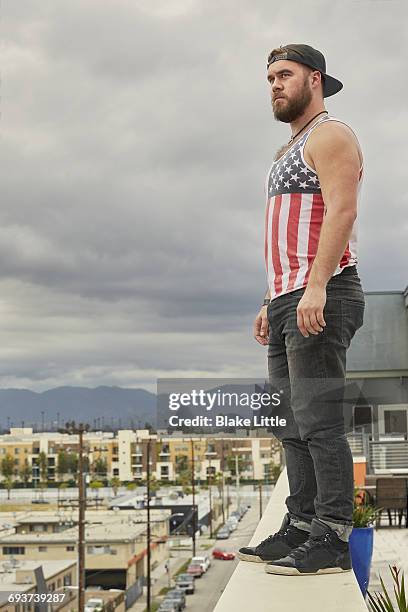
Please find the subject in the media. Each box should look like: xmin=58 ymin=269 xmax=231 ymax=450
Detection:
xmin=341 ymin=299 xmax=365 ymax=345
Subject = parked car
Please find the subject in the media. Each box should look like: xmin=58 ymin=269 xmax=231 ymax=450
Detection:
xmin=164 ymin=589 xmax=186 ymax=610
xmin=175 ymin=573 xmax=195 ymax=594
xmin=187 ymin=563 xmax=204 ymax=578
xmin=212 ymin=548 xmax=236 ymax=560
xmin=158 ymin=601 xmax=179 ymax=612
xmin=191 ymin=555 xmax=211 ymax=572
xmin=230 ymin=511 xmax=242 ymax=521
xmin=84 ymin=599 xmax=104 ymax=612
xmin=216 ymin=526 xmax=230 ymax=540
xmin=226 ymin=518 xmax=238 ymax=531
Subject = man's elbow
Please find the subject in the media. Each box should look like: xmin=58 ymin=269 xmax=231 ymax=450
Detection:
xmin=326 ymin=203 xmax=357 ymax=223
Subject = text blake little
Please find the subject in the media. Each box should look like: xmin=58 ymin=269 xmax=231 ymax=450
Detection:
xmin=168 ymin=415 xmax=286 ymax=428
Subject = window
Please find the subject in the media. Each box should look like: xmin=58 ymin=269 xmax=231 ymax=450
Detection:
xmin=14 ymin=448 xmax=19 ymax=455
xmin=3 ymin=546 xmax=25 ymax=555
xmin=39 ymin=546 xmax=47 ymax=552
xmin=30 ymin=524 xmax=46 ymax=533
xmin=63 ymin=573 xmax=72 ymax=586
xmin=66 ymin=546 xmax=75 ymax=551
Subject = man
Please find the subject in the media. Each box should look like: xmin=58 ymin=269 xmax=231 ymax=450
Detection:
xmin=238 ymin=44 xmax=365 ymax=576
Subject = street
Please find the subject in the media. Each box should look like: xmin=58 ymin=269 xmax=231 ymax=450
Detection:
xmin=185 ymin=502 xmax=261 ymax=612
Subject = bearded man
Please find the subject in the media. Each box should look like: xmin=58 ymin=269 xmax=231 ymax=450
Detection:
xmin=238 ymin=44 xmax=365 ymax=576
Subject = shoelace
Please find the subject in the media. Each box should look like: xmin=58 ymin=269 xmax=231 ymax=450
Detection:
xmin=257 ymin=528 xmax=290 ymax=551
xmin=288 ymin=533 xmax=332 ymax=560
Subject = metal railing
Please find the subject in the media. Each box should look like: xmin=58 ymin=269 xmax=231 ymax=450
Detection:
xmin=347 ymin=432 xmax=408 ymax=473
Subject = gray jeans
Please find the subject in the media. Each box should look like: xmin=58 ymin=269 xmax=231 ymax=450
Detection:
xmin=267 ymin=266 xmax=365 ymax=538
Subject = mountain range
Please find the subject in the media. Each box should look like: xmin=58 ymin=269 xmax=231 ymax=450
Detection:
xmin=0 ymin=386 xmax=156 ymax=431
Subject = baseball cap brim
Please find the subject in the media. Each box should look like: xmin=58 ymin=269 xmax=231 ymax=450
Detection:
xmin=321 ymin=72 xmax=343 ymax=98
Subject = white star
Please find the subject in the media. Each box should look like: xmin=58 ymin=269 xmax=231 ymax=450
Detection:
xmin=291 ymin=173 xmax=299 ymax=182
xmin=299 ymin=181 xmax=308 ymax=189
xmin=286 ymin=165 xmax=292 ymax=173
xmin=284 ymin=180 xmax=291 ymax=188
xmin=309 ymin=175 xmax=319 ymax=184
xmin=278 ymin=173 xmax=283 ymax=181
xmin=290 ymin=152 xmax=296 ymax=159
xmin=293 ymin=159 xmax=301 ymax=167
xmin=300 ymin=166 xmax=309 ymax=175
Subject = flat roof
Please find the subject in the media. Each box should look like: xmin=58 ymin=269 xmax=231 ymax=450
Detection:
xmin=0 ymin=559 xmax=76 ymax=603
xmin=0 ymin=510 xmax=170 ymax=544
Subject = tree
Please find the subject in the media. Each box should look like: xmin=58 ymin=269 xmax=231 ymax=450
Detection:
xmin=110 ymin=477 xmax=121 ymax=497
xmin=38 ymin=452 xmax=48 ymax=485
xmin=1 ymin=455 xmax=15 ymax=500
xmin=57 ymin=451 xmax=70 ymax=481
xmin=177 ymin=469 xmax=192 ymax=495
xmin=19 ymin=459 xmax=32 ymax=487
xmin=89 ymin=480 xmax=103 ymax=498
xmin=147 ymin=475 xmax=160 ymax=495
xmin=92 ymin=457 xmax=107 ymax=479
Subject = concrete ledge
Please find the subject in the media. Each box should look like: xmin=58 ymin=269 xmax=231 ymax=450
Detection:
xmin=214 ymin=470 xmax=368 ymax=612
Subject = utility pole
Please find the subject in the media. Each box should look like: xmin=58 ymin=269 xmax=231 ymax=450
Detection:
xmin=259 ymin=482 xmax=263 ymax=520
xmin=208 ymin=453 xmax=213 ymax=538
xmin=220 ymin=441 xmax=225 ymax=524
xmin=146 ymin=438 xmax=151 ymax=612
xmin=63 ymin=421 xmax=89 ymax=612
xmin=235 ymin=454 xmax=240 ymax=511
xmin=226 ymin=481 xmax=230 ymax=519
xmin=190 ymin=439 xmax=196 ymax=556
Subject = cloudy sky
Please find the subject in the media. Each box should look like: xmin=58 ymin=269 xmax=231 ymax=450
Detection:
xmin=0 ymin=0 xmax=407 ymax=392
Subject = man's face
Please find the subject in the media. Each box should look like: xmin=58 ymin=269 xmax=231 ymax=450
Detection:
xmin=267 ymin=60 xmax=313 ymax=123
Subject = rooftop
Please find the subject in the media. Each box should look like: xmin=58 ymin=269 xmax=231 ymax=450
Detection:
xmin=214 ymin=470 xmax=367 ymax=612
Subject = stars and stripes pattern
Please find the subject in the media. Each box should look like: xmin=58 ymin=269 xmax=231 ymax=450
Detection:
xmin=265 ymin=117 xmax=361 ymax=301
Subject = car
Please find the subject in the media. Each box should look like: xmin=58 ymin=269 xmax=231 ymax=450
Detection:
xmin=164 ymin=589 xmax=186 ymax=610
xmin=230 ymin=511 xmax=241 ymax=521
xmin=187 ymin=563 xmax=204 ymax=578
xmin=158 ymin=601 xmax=179 ymax=612
xmin=84 ymin=599 xmax=104 ymax=612
xmin=226 ymin=518 xmax=238 ymax=531
xmin=191 ymin=555 xmax=211 ymax=572
xmin=212 ymin=548 xmax=236 ymax=561
xmin=175 ymin=573 xmax=195 ymax=594
xmin=216 ymin=526 xmax=230 ymax=540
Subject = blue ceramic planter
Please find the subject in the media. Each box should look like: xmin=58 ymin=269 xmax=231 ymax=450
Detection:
xmin=349 ymin=526 xmax=374 ymax=597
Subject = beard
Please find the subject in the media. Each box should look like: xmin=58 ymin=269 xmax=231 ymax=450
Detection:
xmin=272 ymin=77 xmax=312 ymax=123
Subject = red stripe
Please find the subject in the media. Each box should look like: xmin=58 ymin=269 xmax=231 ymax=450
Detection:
xmin=304 ymin=194 xmax=325 ymax=285
xmin=271 ymin=195 xmax=283 ymax=295
xmin=264 ymin=197 xmax=271 ymax=275
xmin=339 ymin=242 xmax=351 ymax=267
xmin=286 ymin=193 xmax=302 ymax=292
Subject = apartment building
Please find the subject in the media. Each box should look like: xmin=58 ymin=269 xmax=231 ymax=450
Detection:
xmin=0 ymin=559 xmax=77 ymax=612
xmin=0 ymin=509 xmax=169 ymax=606
xmin=0 ymin=429 xmax=281 ymax=485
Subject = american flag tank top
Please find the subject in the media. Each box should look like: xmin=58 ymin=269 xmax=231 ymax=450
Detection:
xmin=264 ymin=116 xmax=363 ymax=301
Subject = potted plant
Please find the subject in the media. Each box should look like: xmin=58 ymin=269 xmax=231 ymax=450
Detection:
xmin=367 ymin=565 xmax=407 ymax=611
xmin=349 ymin=489 xmax=381 ymax=598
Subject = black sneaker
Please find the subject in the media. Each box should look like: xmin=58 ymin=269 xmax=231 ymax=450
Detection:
xmin=237 ymin=513 xmax=310 ymax=563
xmin=264 ymin=518 xmax=352 ymax=575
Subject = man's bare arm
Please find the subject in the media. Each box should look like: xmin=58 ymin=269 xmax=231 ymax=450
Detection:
xmin=308 ymin=123 xmax=361 ymax=287
xmin=295 ymin=123 xmax=361 ymax=337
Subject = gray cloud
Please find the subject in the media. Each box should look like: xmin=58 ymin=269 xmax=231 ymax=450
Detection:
xmin=0 ymin=0 xmax=406 ymax=390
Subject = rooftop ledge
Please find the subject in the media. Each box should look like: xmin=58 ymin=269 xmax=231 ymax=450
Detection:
xmin=214 ymin=469 xmax=367 ymax=612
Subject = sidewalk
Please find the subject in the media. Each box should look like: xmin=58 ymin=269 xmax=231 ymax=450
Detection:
xmin=128 ymin=536 xmax=216 ymax=611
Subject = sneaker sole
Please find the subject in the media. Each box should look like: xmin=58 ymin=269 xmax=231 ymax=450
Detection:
xmin=237 ymin=552 xmax=265 ymax=563
xmin=265 ymin=565 xmax=352 ymax=576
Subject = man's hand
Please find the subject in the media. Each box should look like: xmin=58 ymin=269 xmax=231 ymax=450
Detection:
xmin=254 ymin=305 xmax=269 ymax=345
xmin=296 ymin=285 xmax=327 ymax=338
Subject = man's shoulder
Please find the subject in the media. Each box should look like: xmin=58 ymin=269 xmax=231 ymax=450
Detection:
xmin=305 ymin=118 xmax=363 ymax=166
